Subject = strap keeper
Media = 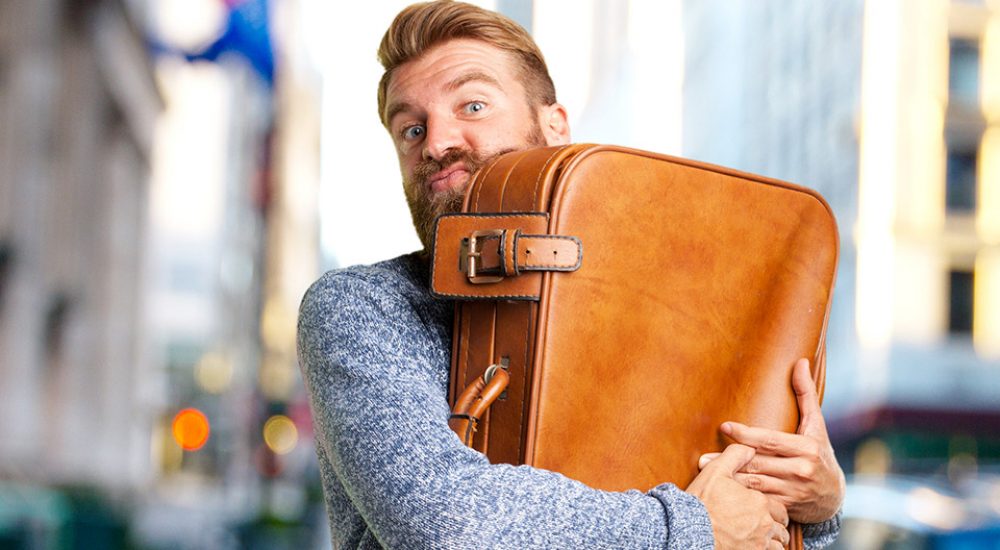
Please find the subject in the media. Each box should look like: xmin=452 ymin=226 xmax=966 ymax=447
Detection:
xmin=500 ymin=228 xmax=520 ymax=277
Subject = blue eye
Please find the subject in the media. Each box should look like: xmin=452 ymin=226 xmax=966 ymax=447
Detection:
xmin=465 ymin=101 xmax=486 ymax=114
xmin=402 ymin=125 xmax=425 ymax=141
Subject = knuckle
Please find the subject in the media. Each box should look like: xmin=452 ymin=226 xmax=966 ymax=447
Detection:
xmin=804 ymin=439 xmax=821 ymax=456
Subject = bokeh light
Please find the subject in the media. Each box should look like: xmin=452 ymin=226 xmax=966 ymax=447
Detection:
xmin=172 ymin=408 xmax=211 ymax=451
xmin=263 ymin=415 xmax=298 ymax=455
xmin=195 ymin=351 xmax=233 ymax=394
xmin=854 ymin=437 xmax=892 ymax=476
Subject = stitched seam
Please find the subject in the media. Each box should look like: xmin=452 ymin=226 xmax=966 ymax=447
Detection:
xmin=516 ymin=305 xmax=530 ymax=460
xmin=474 ymin=157 xmax=503 ymax=211
xmin=450 ymin=214 xmax=545 ymax=222
xmin=460 ymin=307 xmax=471 ymax=402
xmin=432 ymin=290 xmax=539 ymax=299
xmin=498 ymin=150 xmax=523 ymax=211
xmin=531 ymin=146 xmax=569 ymax=209
xmin=430 ymin=217 xmax=448 ymax=292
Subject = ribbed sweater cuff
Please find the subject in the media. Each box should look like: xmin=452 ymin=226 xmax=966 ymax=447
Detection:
xmin=649 ymin=484 xmax=714 ymax=550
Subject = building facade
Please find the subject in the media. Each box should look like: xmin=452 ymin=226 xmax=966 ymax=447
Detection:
xmin=0 ymin=0 xmax=161 ymax=490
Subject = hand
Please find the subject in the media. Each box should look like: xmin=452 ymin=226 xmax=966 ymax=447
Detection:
xmin=698 ymin=358 xmax=845 ymax=524
xmin=686 ymin=444 xmax=790 ymax=549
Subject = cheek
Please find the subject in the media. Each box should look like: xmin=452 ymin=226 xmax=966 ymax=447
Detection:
xmin=394 ymin=134 xmax=423 ymax=161
xmin=398 ymin=151 xmax=417 ymax=177
xmin=466 ymin=126 xmax=515 ymax=153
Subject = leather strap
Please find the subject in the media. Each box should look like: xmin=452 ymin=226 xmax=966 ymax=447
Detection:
xmin=431 ymin=213 xmax=582 ymax=300
xmin=472 ymin=230 xmax=582 ymax=276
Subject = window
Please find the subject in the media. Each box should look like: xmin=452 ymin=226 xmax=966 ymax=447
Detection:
xmin=948 ymin=38 xmax=980 ymax=104
xmin=945 ymin=146 xmax=978 ymax=212
xmin=948 ymin=270 xmax=974 ymax=334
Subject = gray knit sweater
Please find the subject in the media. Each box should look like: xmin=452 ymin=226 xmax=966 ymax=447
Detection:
xmin=297 ymin=252 xmax=840 ymax=549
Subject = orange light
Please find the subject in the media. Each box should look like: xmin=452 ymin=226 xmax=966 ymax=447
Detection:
xmin=172 ymin=408 xmax=210 ymax=451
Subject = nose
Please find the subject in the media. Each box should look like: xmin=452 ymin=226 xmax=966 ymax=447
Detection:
xmin=422 ymin=117 xmax=464 ymax=162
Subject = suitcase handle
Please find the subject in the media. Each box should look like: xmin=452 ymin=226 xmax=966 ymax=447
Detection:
xmin=448 ymin=365 xmax=510 ymax=447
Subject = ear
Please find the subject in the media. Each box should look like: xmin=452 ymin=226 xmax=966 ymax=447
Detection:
xmin=538 ymin=103 xmax=571 ymax=145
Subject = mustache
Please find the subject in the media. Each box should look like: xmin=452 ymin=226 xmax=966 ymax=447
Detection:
xmin=412 ymin=149 xmax=477 ymax=188
xmin=412 ymin=147 xmax=519 ymax=188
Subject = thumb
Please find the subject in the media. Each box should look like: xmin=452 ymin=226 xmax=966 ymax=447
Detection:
xmin=708 ymin=444 xmax=755 ymax=476
xmin=792 ymin=358 xmax=825 ymax=436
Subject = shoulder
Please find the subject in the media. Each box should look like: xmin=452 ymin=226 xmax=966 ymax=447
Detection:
xmin=299 ymin=253 xmax=426 ymax=323
xmin=296 ymin=252 xmax=452 ymax=373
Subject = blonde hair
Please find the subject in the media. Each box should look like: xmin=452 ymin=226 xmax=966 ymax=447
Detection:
xmin=376 ymin=0 xmax=557 ymax=127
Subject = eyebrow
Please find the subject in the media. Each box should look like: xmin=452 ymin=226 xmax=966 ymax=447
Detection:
xmin=385 ymin=101 xmax=414 ymax=129
xmin=445 ymin=71 xmax=503 ymax=92
xmin=386 ymin=71 xmax=504 ymax=128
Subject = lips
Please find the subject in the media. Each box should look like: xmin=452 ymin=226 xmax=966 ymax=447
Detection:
xmin=427 ymin=164 xmax=470 ymax=194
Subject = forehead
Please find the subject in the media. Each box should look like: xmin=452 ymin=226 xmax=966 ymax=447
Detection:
xmin=385 ymin=38 xmax=522 ymax=105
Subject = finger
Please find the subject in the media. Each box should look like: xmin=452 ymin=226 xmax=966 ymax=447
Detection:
xmin=767 ymin=495 xmax=789 ymax=527
xmin=721 ymin=422 xmax=810 ymax=457
xmin=791 ymin=358 xmax=826 ymax=436
xmin=697 ymin=452 xmax=721 ymax=469
xmin=734 ymin=472 xmax=789 ymax=498
xmin=735 ymin=453 xmax=803 ymax=478
xmin=771 ymin=520 xmax=790 ymax=547
xmin=767 ymin=541 xmax=784 ymax=550
xmin=706 ymin=443 xmax=755 ymax=476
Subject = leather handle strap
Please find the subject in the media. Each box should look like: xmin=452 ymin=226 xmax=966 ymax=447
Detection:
xmin=789 ymin=523 xmax=803 ymax=550
xmin=448 ymin=366 xmax=510 ymax=447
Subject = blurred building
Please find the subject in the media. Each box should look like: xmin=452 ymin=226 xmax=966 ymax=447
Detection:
xmin=0 ymin=0 xmax=161 ymax=488
xmin=0 ymin=0 xmax=161 ymax=545
xmin=0 ymin=0 xmax=322 ymax=546
xmin=684 ymin=0 xmax=1000 ymax=543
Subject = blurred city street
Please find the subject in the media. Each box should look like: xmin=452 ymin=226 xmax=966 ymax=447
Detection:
xmin=1 ymin=0 xmax=999 ymax=548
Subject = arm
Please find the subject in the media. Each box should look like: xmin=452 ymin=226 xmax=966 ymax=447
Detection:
xmin=297 ymin=271 xmax=712 ymax=549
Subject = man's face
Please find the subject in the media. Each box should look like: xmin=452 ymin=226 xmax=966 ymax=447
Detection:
xmin=384 ymin=38 xmax=568 ymax=250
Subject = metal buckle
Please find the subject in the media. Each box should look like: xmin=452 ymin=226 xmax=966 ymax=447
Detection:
xmin=466 ymin=229 xmax=504 ymax=284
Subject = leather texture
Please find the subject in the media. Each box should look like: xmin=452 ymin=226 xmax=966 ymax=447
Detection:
xmin=432 ymin=144 xmax=839 ymax=550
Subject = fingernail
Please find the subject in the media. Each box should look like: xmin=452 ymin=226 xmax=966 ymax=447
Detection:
xmin=698 ymin=455 xmax=710 ymax=468
xmin=720 ymin=422 xmax=733 ymax=435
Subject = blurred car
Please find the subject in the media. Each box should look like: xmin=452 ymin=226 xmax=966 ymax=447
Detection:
xmin=832 ymin=473 xmax=1000 ymax=549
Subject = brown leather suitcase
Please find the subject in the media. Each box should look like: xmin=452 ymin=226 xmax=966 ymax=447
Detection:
xmin=430 ymin=144 xmax=838 ymax=548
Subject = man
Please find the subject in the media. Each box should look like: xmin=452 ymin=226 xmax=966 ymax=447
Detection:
xmin=297 ymin=2 xmax=844 ymax=548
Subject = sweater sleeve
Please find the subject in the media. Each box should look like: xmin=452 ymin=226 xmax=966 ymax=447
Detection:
xmin=297 ymin=271 xmax=714 ymax=550
xmin=802 ymin=510 xmax=842 ymax=549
